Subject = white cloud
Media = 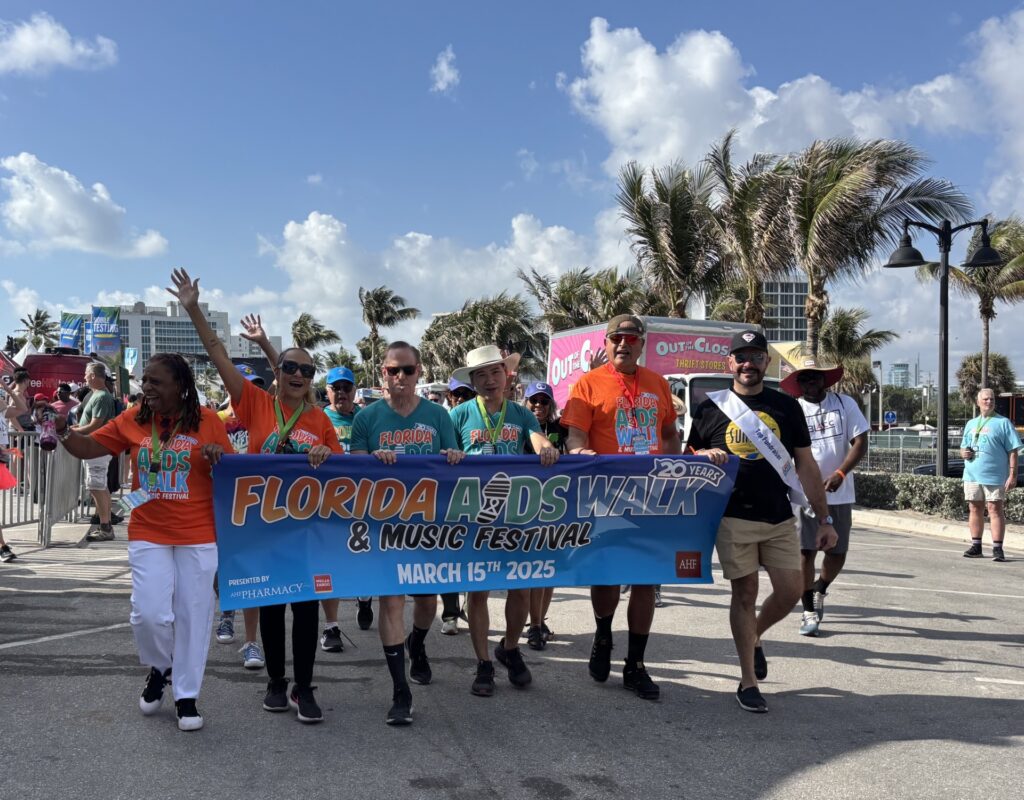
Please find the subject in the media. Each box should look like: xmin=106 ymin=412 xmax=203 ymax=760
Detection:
xmin=306 ymin=173 xmax=323 ymax=185
xmin=0 ymin=152 xmax=167 ymax=257
xmin=517 ymin=148 xmax=539 ymax=180
xmin=430 ymin=45 xmax=460 ymax=95
xmin=0 ymin=12 xmax=117 ymax=75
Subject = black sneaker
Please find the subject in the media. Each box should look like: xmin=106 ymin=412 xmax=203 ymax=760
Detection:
xmin=526 ymin=625 xmax=546 ymax=651
xmin=357 ymin=599 xmax=374 ymax=630
xmin=494 ymin=638 xmax=532 ymax=688
xmin=406 ymin=634 xmax=432 ymax=685
xmin=0 ymin=544 xmax=16 ymax=563
xmin=541 ymin=622 xmax=554 ymax=642
xmin=471 ymin=660 xmax=495 ymax=697
xmin=386 ymin=686 xmax=413 ymax=725
xmin=175 ymin=698 xmax=204 ymax=731
xmin=139 ymin=667 xmax=171 ymax=715
xmin=964 ymin=543 xmax=984 ymax=558
xmin=754 ymin=646 xmax=768 ymax=681
xmin=993 ymin=546 xmax=1007 ymax=562
xmin=263 ymin=678 xmax=289 ymax=712
xmin=320 ymin=625 xmax=344 ymax=653
xmin=91 ymin=513 xmax=125 ymax=525
xmin=588 ymin=633 xmax=613 ymax=682
xmin=623 ymin=662 xmax=660 ymax=700
xmin=736 ymin=683 xmax=768 ymax=713
xmin=288 ymin=685 xmax=324 ymax=724
xmin=85 ymin=523 xmax=115 ymax=542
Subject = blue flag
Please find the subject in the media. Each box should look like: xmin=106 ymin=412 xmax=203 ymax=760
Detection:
xmin=59 ymin=313 xmax=83 ymax=349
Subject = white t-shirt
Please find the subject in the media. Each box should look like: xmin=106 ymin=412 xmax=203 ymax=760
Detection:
xmin=797 ymin=392 xmax=869 ymax=506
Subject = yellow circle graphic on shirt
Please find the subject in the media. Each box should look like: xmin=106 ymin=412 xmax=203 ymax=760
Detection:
xmin=725 ymin=413 xmax=781 ymax=460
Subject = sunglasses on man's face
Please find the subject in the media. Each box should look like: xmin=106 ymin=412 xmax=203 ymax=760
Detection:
xmin=607 ymin=333 xmax=641 ymax=346
xmin=796 ymin=372 xmax=824 ymax=383
xmin=452 ymin=390 xmax=475 ymax=401
xmin=528 ymin=395 xmax=551 ymax=405
xmin=385 ymin=365 xmax=417 ymax=377
xmin=280 ymin=360 xmax=316 ymax=379
xmin=732 ymin=352 xmax=767 ymax=365
xmin=330 ymin=382 xmax=355 ymax=393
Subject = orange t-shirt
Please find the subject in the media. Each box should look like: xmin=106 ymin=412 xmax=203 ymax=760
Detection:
xmin=92 ymin=406 xmax=233 ymax=545
xmin=561 ymin=364 xmax=677 ymax=455
xmin=234 ymin=379 xmax=342 ymax=455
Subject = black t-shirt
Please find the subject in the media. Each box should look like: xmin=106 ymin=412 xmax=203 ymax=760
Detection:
xmin=687 ymin=386 xmax=810 ymax=524
xmin=525 ymin=418 xmax=569 ymax=454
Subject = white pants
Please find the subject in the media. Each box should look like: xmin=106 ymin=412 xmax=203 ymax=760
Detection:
xmin=128 ymin=541 xmax=218 ymax=701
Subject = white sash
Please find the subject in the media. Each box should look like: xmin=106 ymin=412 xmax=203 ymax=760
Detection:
xmin=707 ymin=389 xmax=809 ymax=510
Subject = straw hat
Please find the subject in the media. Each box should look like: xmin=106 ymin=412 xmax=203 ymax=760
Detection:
xmin=451 ymin=345 xmax=521 ymax=387
xmin=780 ymin=356 xmax=844 ymax=397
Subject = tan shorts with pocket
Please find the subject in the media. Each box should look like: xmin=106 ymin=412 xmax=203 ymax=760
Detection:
xmin=716 ymin=516 xmax=801 ymax=580
xmin=964 ymin=482 xmax=1006 ymax=502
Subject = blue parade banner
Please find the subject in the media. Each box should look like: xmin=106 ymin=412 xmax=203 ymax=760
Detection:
xmin=213 ymin=454 xmax=739 ymax=609
xmin=59 ymin=312 xmax=84 ymax=349
xmin=90 ymin=306 xmax=121 ymax=355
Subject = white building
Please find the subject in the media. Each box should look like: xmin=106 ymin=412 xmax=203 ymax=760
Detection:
xmin=229 ymin=334 xmax=283 ymax=360
xmin=761 ymin=274 xmax=808 ymax=343
xmin=889 ymin=361 xmax=911 ymax=389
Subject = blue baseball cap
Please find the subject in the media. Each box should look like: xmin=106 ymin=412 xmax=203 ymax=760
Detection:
xmin=448 ymin=377 xmax=474 ymax=392
xmin=326 ymin=366 xmax=356 ymax=386
xmin=236 ymin=363 xmax=265 ymax=385
xmin=525 ymin=381 xmax=554 ymax=400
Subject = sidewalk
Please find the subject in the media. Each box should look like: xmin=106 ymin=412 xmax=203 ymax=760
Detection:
xmin=852 ymin=507 xmax=1024 ymax=551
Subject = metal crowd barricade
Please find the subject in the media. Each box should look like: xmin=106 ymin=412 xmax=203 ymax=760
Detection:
xmin=1 ymin=430 xmax=44 ymax=531
xmin=40 ymin=443 xmax=86 ymax=547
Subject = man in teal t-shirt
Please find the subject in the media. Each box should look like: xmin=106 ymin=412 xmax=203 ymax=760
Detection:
xmin=449 ymin=392 xmax=541 ymax=454
xmin=323 ymin=366 xmax=359 ymax=453
xmin=960 ymin=387 xmax=1022 ymax=562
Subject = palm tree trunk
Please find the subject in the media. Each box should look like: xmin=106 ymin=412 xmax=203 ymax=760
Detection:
xmin=981 ymin=315 xmax=990 ymax=390
xmin=744 ymin=277 xmax=764 ymax=326
xmin=804 ymin=278 xmax=828 ymax=358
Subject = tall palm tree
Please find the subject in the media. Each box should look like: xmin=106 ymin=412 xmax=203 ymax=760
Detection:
xmin=783 ymin=138 xmax=971 ymax=356
xmin=358 ymin=286 xmax=420 ymax=378
xmin=916 ymin=216 xmax=1024 ymax=389
xmin=18 ymin=309 xmax=60 ymax=349
xmin=815 ymin=306 xmax=898 ymax=397
xmin=616 ymin=160 xmax=719 ymax=318
xmin=705 ymin=131 xmax=792 ymax=325
xmin=291 ymin=313 xmax=340 ymax=350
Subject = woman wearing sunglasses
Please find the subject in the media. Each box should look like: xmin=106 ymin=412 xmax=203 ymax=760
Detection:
xmin=170 ymin=269 xmax=342 ymax=725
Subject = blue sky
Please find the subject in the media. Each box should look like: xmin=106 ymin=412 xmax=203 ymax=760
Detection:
xmin=2 ymin=2 xmax=1024 ymax=386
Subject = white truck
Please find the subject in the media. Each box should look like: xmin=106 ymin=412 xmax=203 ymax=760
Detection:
xmin=546 ymin=317 xmax=786 ymax=438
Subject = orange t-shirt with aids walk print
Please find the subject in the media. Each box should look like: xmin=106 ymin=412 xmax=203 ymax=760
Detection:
xmin=234 ymin=378 xmax=342 ymax=456
xmin=561 ymin=364 xmax=676 ymax=455
xmin=91 ymin=406 xmax=232 ymax=545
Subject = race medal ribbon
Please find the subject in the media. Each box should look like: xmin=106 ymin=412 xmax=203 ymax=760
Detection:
xmin=477 ymin=396 xmax=508 ymax=452
xmin=261 ymin=398 xmax=305 ymax=454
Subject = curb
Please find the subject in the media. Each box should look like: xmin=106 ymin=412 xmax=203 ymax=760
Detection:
xmin=852 ymin=508 xmax=1022 ymax=552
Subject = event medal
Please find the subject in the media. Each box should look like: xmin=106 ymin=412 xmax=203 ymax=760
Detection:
xmin=476 ymin=395 xmax=507 ymax=455
xmin=261 ymin=398 xmax=305 ymax=455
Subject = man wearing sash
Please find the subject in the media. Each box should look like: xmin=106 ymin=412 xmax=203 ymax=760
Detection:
xmin=687 ymin=330 xmax=837 ymax=713
xmin=562 ymin=315 xmax=680 ymax=701
xmin=781 ymin=357 xmax=868 ymax=637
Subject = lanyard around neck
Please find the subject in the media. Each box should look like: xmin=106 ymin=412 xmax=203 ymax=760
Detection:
xmin=477 ymin=396 xmax=508 ymax=445
xmin=607 ymin=363 xmax=640 ymax=426
xmin=274 ymin=397 xmax=305 ymax=442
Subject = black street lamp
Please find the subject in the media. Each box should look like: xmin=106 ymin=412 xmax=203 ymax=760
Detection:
xmin=883 ymin=218 xmax=1003 ymax=477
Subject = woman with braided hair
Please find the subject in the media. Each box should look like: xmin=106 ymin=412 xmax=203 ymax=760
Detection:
xmin=41 ymin=352 xmax=232 ymax=731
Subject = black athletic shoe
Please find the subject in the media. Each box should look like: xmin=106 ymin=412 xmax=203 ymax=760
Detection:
xmin=357 ymin=599 xmax=374 ymax=630
xmin=406 ymin=634 xmax=432 ymax=685
xmin=0 ymin=544 xmax=16 ymax=563
xmin=175 ymin=698 xmax=204 ymax=731
xmin=320 ymin=625 xmax=344 ymax=653
xmin=288 ymin=685 xmax=324 ymax=724
xmin=963 ymin=543 xmax=984 ymax=558
xmin=754 ymin=646 xmax=768 ymax=681
xmin=993 ymin=546 xmax=1007 ymax=562
xmin=541 ymin=622 xmax=554 ymax=642
xmin=471 ymin=660 xmax=495 ymax=697
xmin=736 ymin=683 xmax=768 ymax=713
xmin=588 ymin=633 xmax=612 ymax=682
xmin=386 ymin=687 xmax=413 ymax=725
xmin=623 ymin=662 xmax=660 ymax=700
xmin=494 ymin=638 xmax=532 ymax=688
xmin=263 ymin=678 xmax=289 ymax=712
xmin=139 ymin=666 xmax=171 ymax=715
xmin=526 ymin=625 xmax=546 ymax=651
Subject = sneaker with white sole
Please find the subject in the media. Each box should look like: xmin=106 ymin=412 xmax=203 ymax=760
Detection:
xmin=799 ymin=610 xmax=820 ymax=637
xmin=241 ymin=641 xmax=265 ymax=669
xmin=288 ymin=686 xmax=324 ymax=724
xmin=0 ymin=544 xmax=16 ymax=562
xmin=215 ymin=613 xmax=235 ymax=644
xmin=993 ymin=546 xmax=1007 ymax=562
xmin=736 ymin=683 xmax=768 ymax=713
xmin=320 ymin=625 xmax=344 ymax=653
xmin=175 ymin=698 xmax=204 ymax=731
xmin=139 ymin=667 xmax=171 ymax=715
xmin=440 ymin=617 xmax=459 ymax=636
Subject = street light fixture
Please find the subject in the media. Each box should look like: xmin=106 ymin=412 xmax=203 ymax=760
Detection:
xmin=883 ymin=218 xmax=1003 ymax=477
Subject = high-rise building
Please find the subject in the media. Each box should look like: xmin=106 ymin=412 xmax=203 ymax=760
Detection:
xmin=229 ymin=334 xmax=283 ymax=360
xmin=761 ymin=274 xmax=809 ymax=343
xmin=889 ymin=361 xmax=911 ymax=388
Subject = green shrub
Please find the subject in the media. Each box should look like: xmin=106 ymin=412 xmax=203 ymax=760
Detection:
xmin=855 ymin=471 xmax=1024 ymax=523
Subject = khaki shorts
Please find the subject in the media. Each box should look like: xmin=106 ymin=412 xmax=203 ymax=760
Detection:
xmin=84 ymin=455 xmax=112 ymax=491
xmin=716 ymin=516 xmax=801 ymax=580
xmin=964 ymin=482 xmax=1006 ymax=503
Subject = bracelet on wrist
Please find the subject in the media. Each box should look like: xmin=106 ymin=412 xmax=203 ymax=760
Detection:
xmin=58 ymin=426 xmax=73 ymax=442
xmin=835 ymin=468 xmax=846 ymax=480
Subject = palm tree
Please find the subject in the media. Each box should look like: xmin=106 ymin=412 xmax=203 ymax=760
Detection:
xmin=957 ymin=352 xmax=1016 ymax=406
xmin=358 ymin=286 xmax=420 ymax=378
xmin=783 ymin=138 xmax=971 ymax=356
xmin=916 ymin=216 xmax=1024 ymax=389
xmin=18 ymin=309 xmax=60 ymax=349
xmin=616 ymin=160 xmax=719 ymax=318
xmin=815 ymin=306 xmax=898 ymax=397
xmin=705 ymin=131 xmax=792 ymax=325
xmin=291 ymin=313 xmax=340 ymax=350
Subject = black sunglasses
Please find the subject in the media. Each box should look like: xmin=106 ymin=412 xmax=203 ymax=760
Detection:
xmin=528 ymin=395 xmax=551 ymax=405
xmin=279 ymin=360 xmax=316 ymax=379
xmin=733 ymin=352 xmax=767 ymax=364
xmin=385 ymin=365 xmax=417 ymax=376
xmin=330 ymin=382 xmax=355 ymax=392
xmin=452 ymin=390 xmax=475 ymax=400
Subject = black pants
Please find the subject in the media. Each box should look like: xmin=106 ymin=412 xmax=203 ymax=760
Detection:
xmin=259 ymin=600 xmax=319 ymax=688
xmin=441 ymin=592 xmax=461 ymax=620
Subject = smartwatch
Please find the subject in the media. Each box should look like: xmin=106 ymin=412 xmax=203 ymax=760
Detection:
xmin=823 ymin=515 xmax=835 ymax=526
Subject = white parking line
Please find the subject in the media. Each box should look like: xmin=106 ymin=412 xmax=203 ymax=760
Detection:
xmin=975 ymin=677 xmax=1024 ymax=686
xmin=0 ymin=622 xmax=131 ymax=651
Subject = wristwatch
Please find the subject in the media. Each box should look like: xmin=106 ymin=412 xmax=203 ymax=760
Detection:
xmin=822 ymin=514 xmax=834 ymax=526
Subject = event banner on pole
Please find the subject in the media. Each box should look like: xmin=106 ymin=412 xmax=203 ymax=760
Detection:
xmin=90 ymin=306 xmax=121 ymax=355
xmin=213 ymin=454 xmax=739 ymax=609
xmin=59 ymin=313 xmax=84 ymax=349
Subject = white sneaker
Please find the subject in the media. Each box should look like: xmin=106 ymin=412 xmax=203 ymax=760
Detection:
xmin=799 ymin=610 xmax=820 ymax=637
xmin=440 ymin=617 xmax=459 ymax=636
xmin=241 ymin=641 xmax=265 ymax=669
xmin=215 ymin=613 xmax=235 ymax=643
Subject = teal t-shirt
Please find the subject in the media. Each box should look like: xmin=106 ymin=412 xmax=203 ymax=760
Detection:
xmin=350 ymin=398 xmax=458 ymax=454
xmin=449 ymin=399 xmax=541 ymax=455
xmin=324 ymin=407 xmax=357 ymax=453
xmin=961 ymin=414 xmax=1023 ymax=486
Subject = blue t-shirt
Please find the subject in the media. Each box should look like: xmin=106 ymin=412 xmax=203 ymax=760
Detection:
xmin=350 ymin=398 xmax=459 ymax=454
xmin=324 ymin=407 xmax=357 ymax=453
xmin=960 ymin=414 xmax=1023 ymax=485
xmin=450 ymin=399 xmax=541 ymax=455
